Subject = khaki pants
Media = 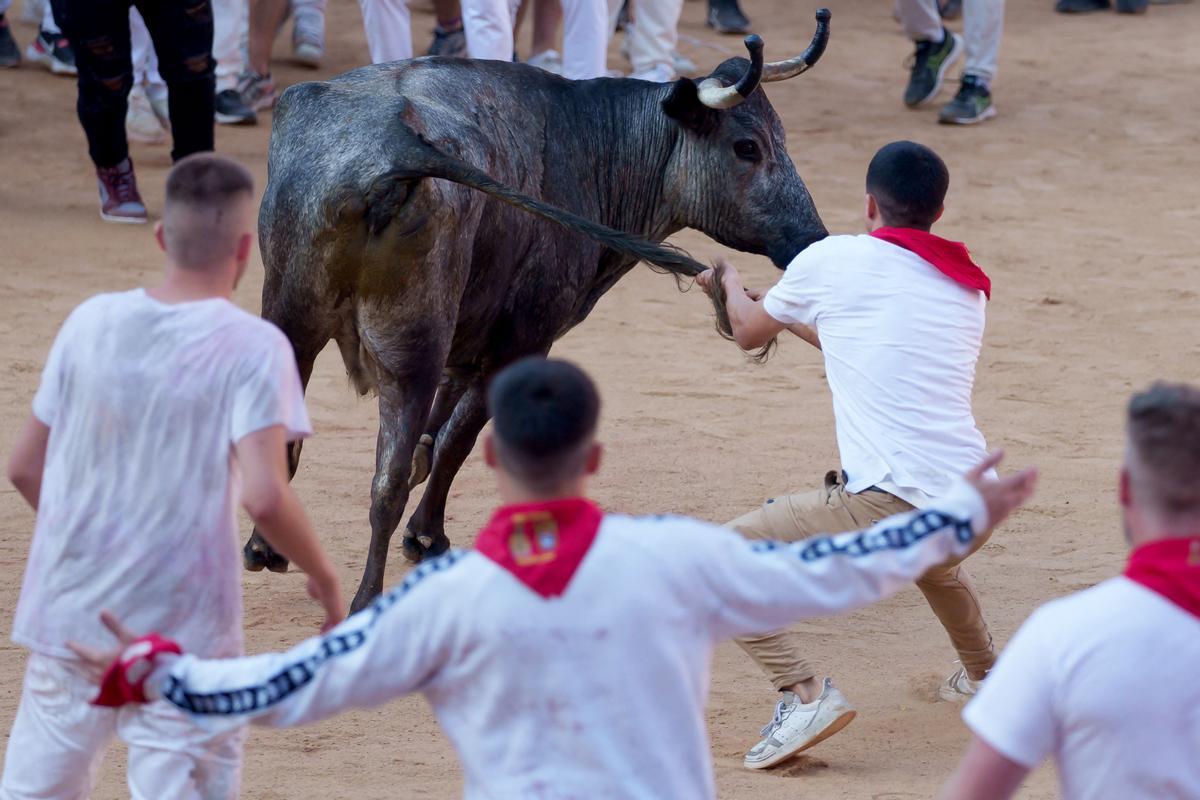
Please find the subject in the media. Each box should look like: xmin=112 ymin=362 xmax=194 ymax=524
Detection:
xmin=731 ymin=471 xmax=996 ymax=688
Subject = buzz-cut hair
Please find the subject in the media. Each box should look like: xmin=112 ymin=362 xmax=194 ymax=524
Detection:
xmin=865 ymin=140 xmax=950 ymax=231
xmin=162 ymin=154 xmax=255 ymax=270
xmin=1127 ymin=381 xmax=1200 ymax=520
xmin=487 ymin=357 xmax=601 ymax=495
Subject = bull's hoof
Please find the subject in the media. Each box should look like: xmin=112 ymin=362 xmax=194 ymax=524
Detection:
xmin=400 ymin=532 xmax=451 ymax=563
xmin=243 ymin=538 xmax=290 ymax=573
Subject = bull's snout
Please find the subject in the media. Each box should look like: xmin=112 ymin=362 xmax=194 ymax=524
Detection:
xmin=770 ymin=227 xmax=828 ymax=269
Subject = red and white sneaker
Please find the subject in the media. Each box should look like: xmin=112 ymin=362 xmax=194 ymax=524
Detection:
xmin=96 ymin=158 xmax=148 ymax=224
xmin=236 ymin=70 xmax=277 ymax=111
xmin=25 ymin=28 xmax=76 ymax=76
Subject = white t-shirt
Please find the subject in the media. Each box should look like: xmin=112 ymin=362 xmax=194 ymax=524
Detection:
xmin=13 ymin=289 xmax=311 ymax=661
xmin=763 ymin=234 xmax=990 ymax=505
xmin=964 ymin=577 xmax=1200 ymax=799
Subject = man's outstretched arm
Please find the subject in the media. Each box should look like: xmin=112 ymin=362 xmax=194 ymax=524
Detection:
xmin=939 ymin=737 xmax=1030 ymax=800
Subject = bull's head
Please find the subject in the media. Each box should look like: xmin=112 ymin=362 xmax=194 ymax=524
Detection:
xmin=661 ymin=10 xmax=832 ymax=268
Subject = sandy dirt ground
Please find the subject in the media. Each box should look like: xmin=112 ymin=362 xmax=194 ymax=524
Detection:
xmin=2 ymin=0 xmax=1199 ymax=796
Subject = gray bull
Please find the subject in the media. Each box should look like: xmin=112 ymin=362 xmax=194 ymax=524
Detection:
xmin=245 ymin=12 xmax=833 ymax=610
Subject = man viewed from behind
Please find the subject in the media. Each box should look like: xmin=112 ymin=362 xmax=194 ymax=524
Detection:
xmin=68 ymin=357 xmax=1036 ymax=800
xmin=941 ymin=382 xmax=1200 ymax=800
xmin=1 ymin=154 xmax=343 ymax=798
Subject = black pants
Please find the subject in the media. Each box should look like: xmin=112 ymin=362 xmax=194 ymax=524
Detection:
xmin=51 ymin=0 xmax=215 ymax=168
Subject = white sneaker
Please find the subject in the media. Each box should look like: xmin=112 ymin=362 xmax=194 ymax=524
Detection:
xmin=743 ymin=678 xmax=856 ymax=770
xmin=938 ymin=665 xmax=982 ymax=703
xmin=526 ymin=49 xmax=563 ymax=75
xmin=292 ymin=7 xmax=325 ymax=68
xmin=629 ymin=63 xmax=677 ymax=83
xmin=126 ymin=85 xmax=166 ymax=144
xmin=672 ymin=50 xmax=698 ymax=76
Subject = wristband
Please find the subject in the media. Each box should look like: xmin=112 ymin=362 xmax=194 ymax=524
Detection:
xmin=93 ymin=634 xmax=182 ymax=707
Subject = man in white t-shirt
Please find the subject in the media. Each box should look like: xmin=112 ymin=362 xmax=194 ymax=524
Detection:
xmin=67 ymin=357 xmax=1037 ymax=800
xmin=941 ymin=382 xmax=1200 ymax=800
xmin=1 ymin=154 xmax=344 ymax=799
xmin=698 ymin=140 xmax=998 ymax=769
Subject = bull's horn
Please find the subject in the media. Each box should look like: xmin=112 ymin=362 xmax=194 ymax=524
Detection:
xmin=695 ymin=35 xmax=764 ymax=110
xmin=761 ymin=8 xmax=831 ymax=83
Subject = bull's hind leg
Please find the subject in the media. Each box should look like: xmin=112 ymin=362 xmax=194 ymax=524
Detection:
xmin=401 ymin=375 xmax=490 ymax=562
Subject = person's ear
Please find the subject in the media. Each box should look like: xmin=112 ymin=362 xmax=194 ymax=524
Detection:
xmin=1119 ymin=468 xmax=1132 ymax=509
xmin=584 ymin=442 xmax=603 ymax=477
xmin=154 ymin=221 xmax=166 ymax=253
xmin=483 ymin=434 xmax=498 ymax=469
xmin=235 ymin=231 xmax=253 ymax=265
xmin=933 ymin=204 xmax=945 ymax=224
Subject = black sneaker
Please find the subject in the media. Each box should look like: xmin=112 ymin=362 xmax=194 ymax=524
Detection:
xmin=938 ymin=74 xmax=997 ymax=125
xmin=1115 ymin=0 xmax=1149 ymax=11
xmin=214 ymin=88 xmax=257 ymax=125
xmin=1055 ymin=0 xmax=1111 ymax=11
xmin=0 ymin=15 xmax=19 ymax=68
xmin=904 ymin=29 xmax=963 ymax=107
xmin=707 ymin=0 xmax=751 ymax=34
xmin=25 ymin=27 xmax=76 ymax=75
xmin=427 ymin=23 xmax=466 ymax=57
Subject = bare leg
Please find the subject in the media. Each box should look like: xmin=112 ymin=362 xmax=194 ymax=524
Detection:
xmin=247 ymin=0 xmax=288 ymax=75
xmin=434 ymin=0 xmax=462 ymax=26
xmin=531 ymin=0 xmax=561 ymax=55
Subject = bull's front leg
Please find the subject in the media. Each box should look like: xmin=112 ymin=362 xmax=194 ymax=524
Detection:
xmin=402 ymin=379 xmax=490 ymax=563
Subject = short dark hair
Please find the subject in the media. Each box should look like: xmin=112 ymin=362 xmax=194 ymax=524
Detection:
xmin=487 ymin=358 xmax=601 ymax=493
xmin=865 ymin=140 xmax=949 ymax=230
xmin=1127 ymin=382 xmax=1200 ymax=519
xmin=163 ymin=154 xmax=255 ymax=270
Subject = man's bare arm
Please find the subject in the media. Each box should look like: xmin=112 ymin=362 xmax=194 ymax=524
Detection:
xmin=7 ymin=415 xmax=50 ymax=511
xmin=696 ymin=259 xmax=786 ymax=351
xmin=236 ymin=425 xmax=345 ymax=631
xmin=939 ymin=736 xmax=1030 ymax=800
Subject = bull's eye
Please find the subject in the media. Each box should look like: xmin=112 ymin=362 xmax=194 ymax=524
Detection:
xmin=734 ymin=139 xmax=762 ymax=163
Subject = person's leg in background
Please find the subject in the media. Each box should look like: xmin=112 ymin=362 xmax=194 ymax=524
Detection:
xmin=525 ymin=0 xmax=562 ymax=73
xmin=53 ymin=0 xmax=149 ymax=222
xmin=122 ymin=701 xmax=246 ymax=800
xmin=937 ymin=0 xmax=1002 ymax=124
xmin=896 ymin=0 xmax=962 ymax=108
xmin=127 ymin=8 xmax=168 ymax=144
xmin=26 ymin=0 xmax=76 ymax=75
xmin=238 ymin=0 xmax=286 ymax=109
xmin=0 ymin=654 xmax=118 ymax=797
xmin=0 ymin=0 xmax=21 ymax=67
xmin=558 ymin=0 xmax=604 ymax=78
xmin=624 ymin=0 xmax=681 ymax=81
xmin=358 ymin=0 xmax=412 ymax=64
xmin=916 ymin=557 xmax=997 ymax=698
xmin=289 ymin=0 xmax=324 ymax=67
xmin=462 ymin=0 xmax=517 ymax=61
xmin=136 ymin=0 xmax=216 ymax=161
xmin=707 ymin=0 xmax=749 ymax=35
xmin=212 ymin=0 xmax=255 ymax=123
xmin=427 ymin=0 xmax=466 ymax=56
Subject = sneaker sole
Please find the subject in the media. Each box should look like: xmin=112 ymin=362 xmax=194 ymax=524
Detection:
xmin=906 ymin=33 xmax=964 ymax=108
xmin=100 ymin=211 xmax=149 ymax=224
xmin=215 ymin=111 xmax=257 ymax=125
xmin=743 ymin=709 xmax=857 ymax=771
xmin=292 ymin=44 xmax=323 ymax=68
xmin=939 ymin=104 xmax=998 ymax=125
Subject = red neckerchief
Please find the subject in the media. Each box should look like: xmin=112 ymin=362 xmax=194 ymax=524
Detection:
xmin=870 ymin=227 xmax=991 ymax=300
xmin=474 ymin=497 xmax=604 ymax=598
xmin=1125 ymin=537 xmax=1200 ymax=620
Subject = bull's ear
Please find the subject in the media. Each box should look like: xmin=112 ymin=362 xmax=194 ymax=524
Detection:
xmin=662 ymin=79 xmax=720 ymax=134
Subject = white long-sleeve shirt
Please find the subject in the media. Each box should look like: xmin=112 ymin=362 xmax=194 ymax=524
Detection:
xmin=149 ymin=482 xmax=988 ymax=800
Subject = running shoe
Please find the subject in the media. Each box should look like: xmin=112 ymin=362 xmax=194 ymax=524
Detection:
xmin=292 ymin=6 xmax=325 ymax=67
xmin=526 ymin=49 xmax=563 ymax=75
xmin=938 ymin=74 xmax=997 ymax=124
xmin=707 ymin=0 xmax=751 ymax=34
xmin=215 ymin=88 xmax=257 ymax=125
xmin=1055 ymin=0 xmax=1111 ymax=11
xmin=25 ymin=27 xmax=76 ymax=75
xmin=630 ymin=63 xmax=676 ymax=82
xmin=97 ymin=158 xmax=148 ymax=224
xmin=743 ymin=679 xmax=856 ymax=770
xmin=672 ymin=50 xmax=698 ymax=76
xmin=938 ymin=665 xmax=984 ymax=702
xmin=427 ymin=23 xmax=467 ymax=57
xmin=904 ymin=29 xmax=962 ymax=107
xmin=236 ymin=70 xmax=277 ymax=111
xmin=0 ymin=15 xmax=19 ymax=68
xmin=126 ymin=85 xmax=167 ymax=144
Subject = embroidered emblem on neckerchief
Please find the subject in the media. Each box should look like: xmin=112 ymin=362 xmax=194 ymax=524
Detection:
xmin=1125 ymin=536 xmax=1200 ymax=620
xmin=475 ymin=498 xmax=604 ymax=598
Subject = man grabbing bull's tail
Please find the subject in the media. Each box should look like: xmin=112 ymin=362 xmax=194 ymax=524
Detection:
xmin=697 ymin=140 xmax=1000 ymax=770
xmin=70 ymin=357 xmax=1035 ymax=800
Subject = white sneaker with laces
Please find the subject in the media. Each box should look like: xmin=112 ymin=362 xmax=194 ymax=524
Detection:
xmin=743 ymin=678 xmax=856 ymax=770
xmin=938 ymin=665 xmax=982 ymax=703
xmin=126 ymin=85 xmax=166 ymax=144
xmin=292 ymin=7 xmax=325 ymax=68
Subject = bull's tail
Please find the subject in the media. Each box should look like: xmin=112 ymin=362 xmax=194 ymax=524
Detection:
xmin=371 ymin=125 xmax=774 ymax=362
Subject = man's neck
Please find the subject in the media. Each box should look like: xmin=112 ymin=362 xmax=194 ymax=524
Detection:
xmin=497 ymin=478 xmax=589 ymax=508
xmin=147 ymin=263 xmax=235 ymax=305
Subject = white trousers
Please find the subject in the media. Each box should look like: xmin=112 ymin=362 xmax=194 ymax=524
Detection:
xmin=0 ymin=654 xmax=245 ymax=800
xmin=895 ymin=0 xmax=1004 ymax=83
xmin=610 ymin=0 xmax=682 ymax=75
xmin=212 ymin=0 xmax=248 ymax=91
xmin=129 ymin=9 xmax=165 ymax=91
xmin=464 ymin=0 xmax=606 ymax=79
xmin=360 ymin=0 xmax=412 ymax=63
